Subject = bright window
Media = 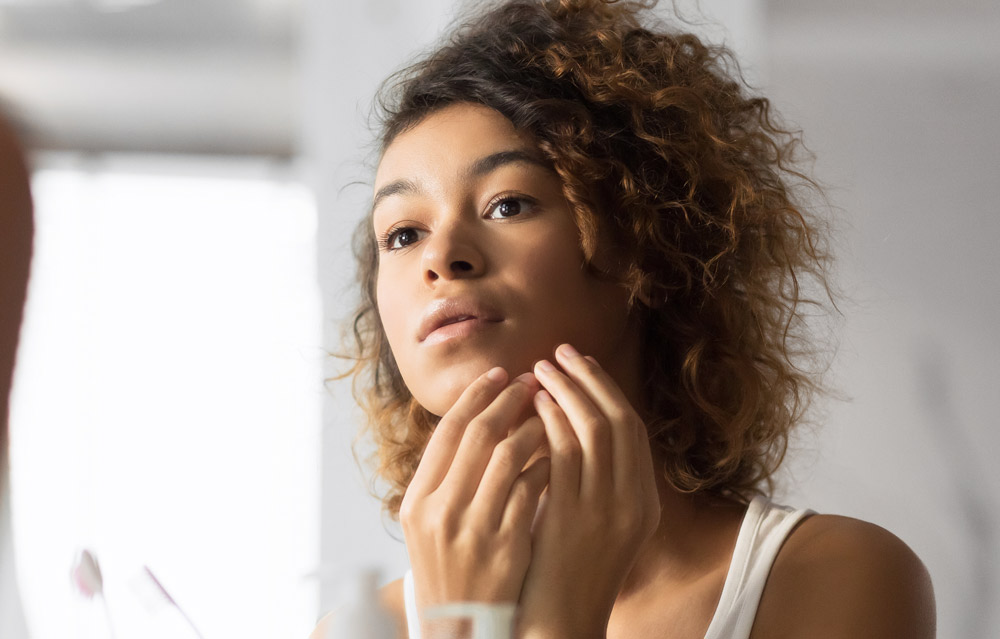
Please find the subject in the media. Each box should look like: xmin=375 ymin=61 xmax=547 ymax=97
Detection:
xmin=9 ymin=158 xmax=320 ymax=639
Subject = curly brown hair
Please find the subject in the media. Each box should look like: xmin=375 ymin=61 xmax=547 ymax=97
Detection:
xmin=345 ymin=0 xmax=834 ymax=518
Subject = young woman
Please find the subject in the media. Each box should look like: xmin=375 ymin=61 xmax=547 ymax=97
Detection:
xmin=314 ymin=1 xmax=935 ymax=637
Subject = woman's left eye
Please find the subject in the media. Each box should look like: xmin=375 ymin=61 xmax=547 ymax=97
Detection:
xmin=485 ymin=195 xmax=536 ymax=220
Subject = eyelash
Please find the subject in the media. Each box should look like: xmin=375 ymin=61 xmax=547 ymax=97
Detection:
xmin=377 ymin=193 xmax=538 ymax=253
xmin=377 ymin=222 xmax=423 ymax=253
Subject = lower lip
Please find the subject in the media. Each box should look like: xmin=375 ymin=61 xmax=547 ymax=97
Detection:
xmin=423 ymin=318 xmax=499 ymax=346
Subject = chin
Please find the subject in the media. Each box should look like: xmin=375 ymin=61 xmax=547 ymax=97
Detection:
xmin=409 ymin=353 xmax=538 ymax=418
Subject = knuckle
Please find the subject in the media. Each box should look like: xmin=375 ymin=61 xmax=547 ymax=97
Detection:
xmin=470 ymin=376 xmax=500 ymax=401
xmin=466 ymin=417 xmax=502 ymax=447
xmin=505 ymin=484 xmax=535 ymax=517
xmin=580 ymin=361 xmax=610 ymax=386
xmin=434 ymin=414 xmax=462 ymax=436
xmin=581 ymin=414 xmax=609 ymax=434
xmin=435 ymin=490 xmax=462 ymax=515
xmin=552 ymin=437 xmax=582 ymax=461
xmin=492 ymin=440 xmax=522 ymax=470
xmin=434 ymin=503 xmax=463 ymax=535
xmin=607 ymin=405 xmax=633 ymax=426
xmin=506 ymin=478 xmax=528 ymax=504
xmin=580 ymin=361 xmax=602 ymax=381
xmin=493 ymin=524 xmax=518 ymax=548
xmin=578 ymin=419 xmax=611 ymax=449
xmin=617 ymin=510 xmax=644 ymax=540
xmin=398 ymin=495 xmax=418 ymax=524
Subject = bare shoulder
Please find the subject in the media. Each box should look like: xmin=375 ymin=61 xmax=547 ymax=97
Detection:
xmin=752 ymin=514 xmax=936 ymax=639
xmin=308 ymin=578 xmax=408 ymax=639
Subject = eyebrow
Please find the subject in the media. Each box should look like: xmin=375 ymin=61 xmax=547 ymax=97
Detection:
xmin=466 ymin=149 xmax=549 ymax=179
xmin=371 ymin=149 xmax=550 ymax=212
xmin=371 ymin=179 xmax=419 ymax=212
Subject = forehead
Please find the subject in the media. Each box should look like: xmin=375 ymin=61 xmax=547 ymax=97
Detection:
xmin=374 ymin=103 xmax=537 ymax=187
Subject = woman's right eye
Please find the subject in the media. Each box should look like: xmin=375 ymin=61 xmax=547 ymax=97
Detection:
xmin=380 ymin=226 xmax=424 ymax=252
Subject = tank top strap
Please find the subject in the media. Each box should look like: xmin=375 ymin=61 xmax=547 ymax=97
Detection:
xmin=402 ymin=496 xmax=812 ymax=639
xmin=703 ymin=496 xmax=814 ymax=639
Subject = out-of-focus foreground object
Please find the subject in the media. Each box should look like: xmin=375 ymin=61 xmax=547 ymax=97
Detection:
xmin=0 ymin=109 xmax=33 ymax=638
xmin=0 ymin=111 xmax=32 ymax=468
xmin=70 ymin=548 xmax=116 ymax=637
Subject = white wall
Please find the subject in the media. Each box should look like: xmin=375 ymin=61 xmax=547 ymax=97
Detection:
xmin=300 ymin=0 xmax=462 ymax=615
xmin=766 ymin=8 xmax=1000 ymax=638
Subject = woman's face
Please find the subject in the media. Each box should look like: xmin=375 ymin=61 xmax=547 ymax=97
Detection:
xmin=373 ymin=103 xmax=640 ymax=416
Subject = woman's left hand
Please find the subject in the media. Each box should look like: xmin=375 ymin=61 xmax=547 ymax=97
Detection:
xmin=517 ymin=344 xmax=661 ymax=639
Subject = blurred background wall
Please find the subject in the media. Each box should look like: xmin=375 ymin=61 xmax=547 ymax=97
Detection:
xmin=0 ymin=0 xmax=996 ymax=637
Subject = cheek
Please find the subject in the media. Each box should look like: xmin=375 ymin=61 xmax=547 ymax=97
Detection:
xmin=375 ymin=271 xmax=410 ymax=354
xmin=517 ymin=235 xmax=588 ymax=299
xmin=513 ymin=234 xmax=629 ymax=340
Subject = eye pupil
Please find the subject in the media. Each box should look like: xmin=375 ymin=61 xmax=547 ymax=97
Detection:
xmin=498 ymin=199 xmax=521 ymax=217
xmin=390 ymin=228 xmax=418 ymax=249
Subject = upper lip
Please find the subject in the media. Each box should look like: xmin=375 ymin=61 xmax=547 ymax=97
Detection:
xmin=417 ymin=297 xmax=503 ymax=342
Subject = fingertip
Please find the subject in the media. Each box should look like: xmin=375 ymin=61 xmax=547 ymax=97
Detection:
xmin=556 ymin=343 xmax=581 ymax=360
xmin=555 ymin=343 xmax=601 ymax=369
xmin=534 ymin=359 xmax=556 ymax=375
xmin=486 ymin=366 xmax=507 ymax=383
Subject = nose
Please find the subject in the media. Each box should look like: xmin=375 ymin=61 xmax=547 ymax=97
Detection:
xmin=421 ymin=221 xmax=485 ymax=284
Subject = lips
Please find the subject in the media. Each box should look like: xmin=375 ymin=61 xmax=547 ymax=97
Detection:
xmin=417 ymin=298 xmax=503 ymax=343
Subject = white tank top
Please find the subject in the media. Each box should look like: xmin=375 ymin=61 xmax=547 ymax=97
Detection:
xmin=403 ymin=496 xmax=812 ymax=639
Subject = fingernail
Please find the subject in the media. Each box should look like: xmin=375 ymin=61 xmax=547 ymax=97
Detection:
xmin=535 ymin=390 xmax=553 ymax=403
xmin=557 ymin=343 xmax=581 ymax=359
xmin=514 ymin=372 xmax=537 ymax=385
xmin=486 ymin=367 xmax=507 ymax=383
xmin=535 ymin=359 xmax=556 ymax=373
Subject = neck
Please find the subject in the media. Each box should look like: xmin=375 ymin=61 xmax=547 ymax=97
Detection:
xmin=598 ymin=313 xmax=746 ymax=597
xmin=618 ymin=481 xmax=746 ymax=600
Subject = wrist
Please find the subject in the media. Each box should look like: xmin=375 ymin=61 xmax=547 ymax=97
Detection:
xmin=424 ymin=601 xmax=518 ymax=639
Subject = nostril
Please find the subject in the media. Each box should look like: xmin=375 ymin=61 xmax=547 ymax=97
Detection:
xmin=451 ymin=260 xmax=473 ymax=272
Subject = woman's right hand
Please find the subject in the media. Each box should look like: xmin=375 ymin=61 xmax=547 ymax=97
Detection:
xmin=399 ymin=367 xmax=551 ymax=617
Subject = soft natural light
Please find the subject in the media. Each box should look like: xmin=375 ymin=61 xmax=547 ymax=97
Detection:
xmin=8 ymin=163 xmax=321 ymax=639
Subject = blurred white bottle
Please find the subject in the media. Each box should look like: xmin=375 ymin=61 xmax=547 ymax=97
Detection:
xmin=324 ymin=568 xmax=396 ymax=639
